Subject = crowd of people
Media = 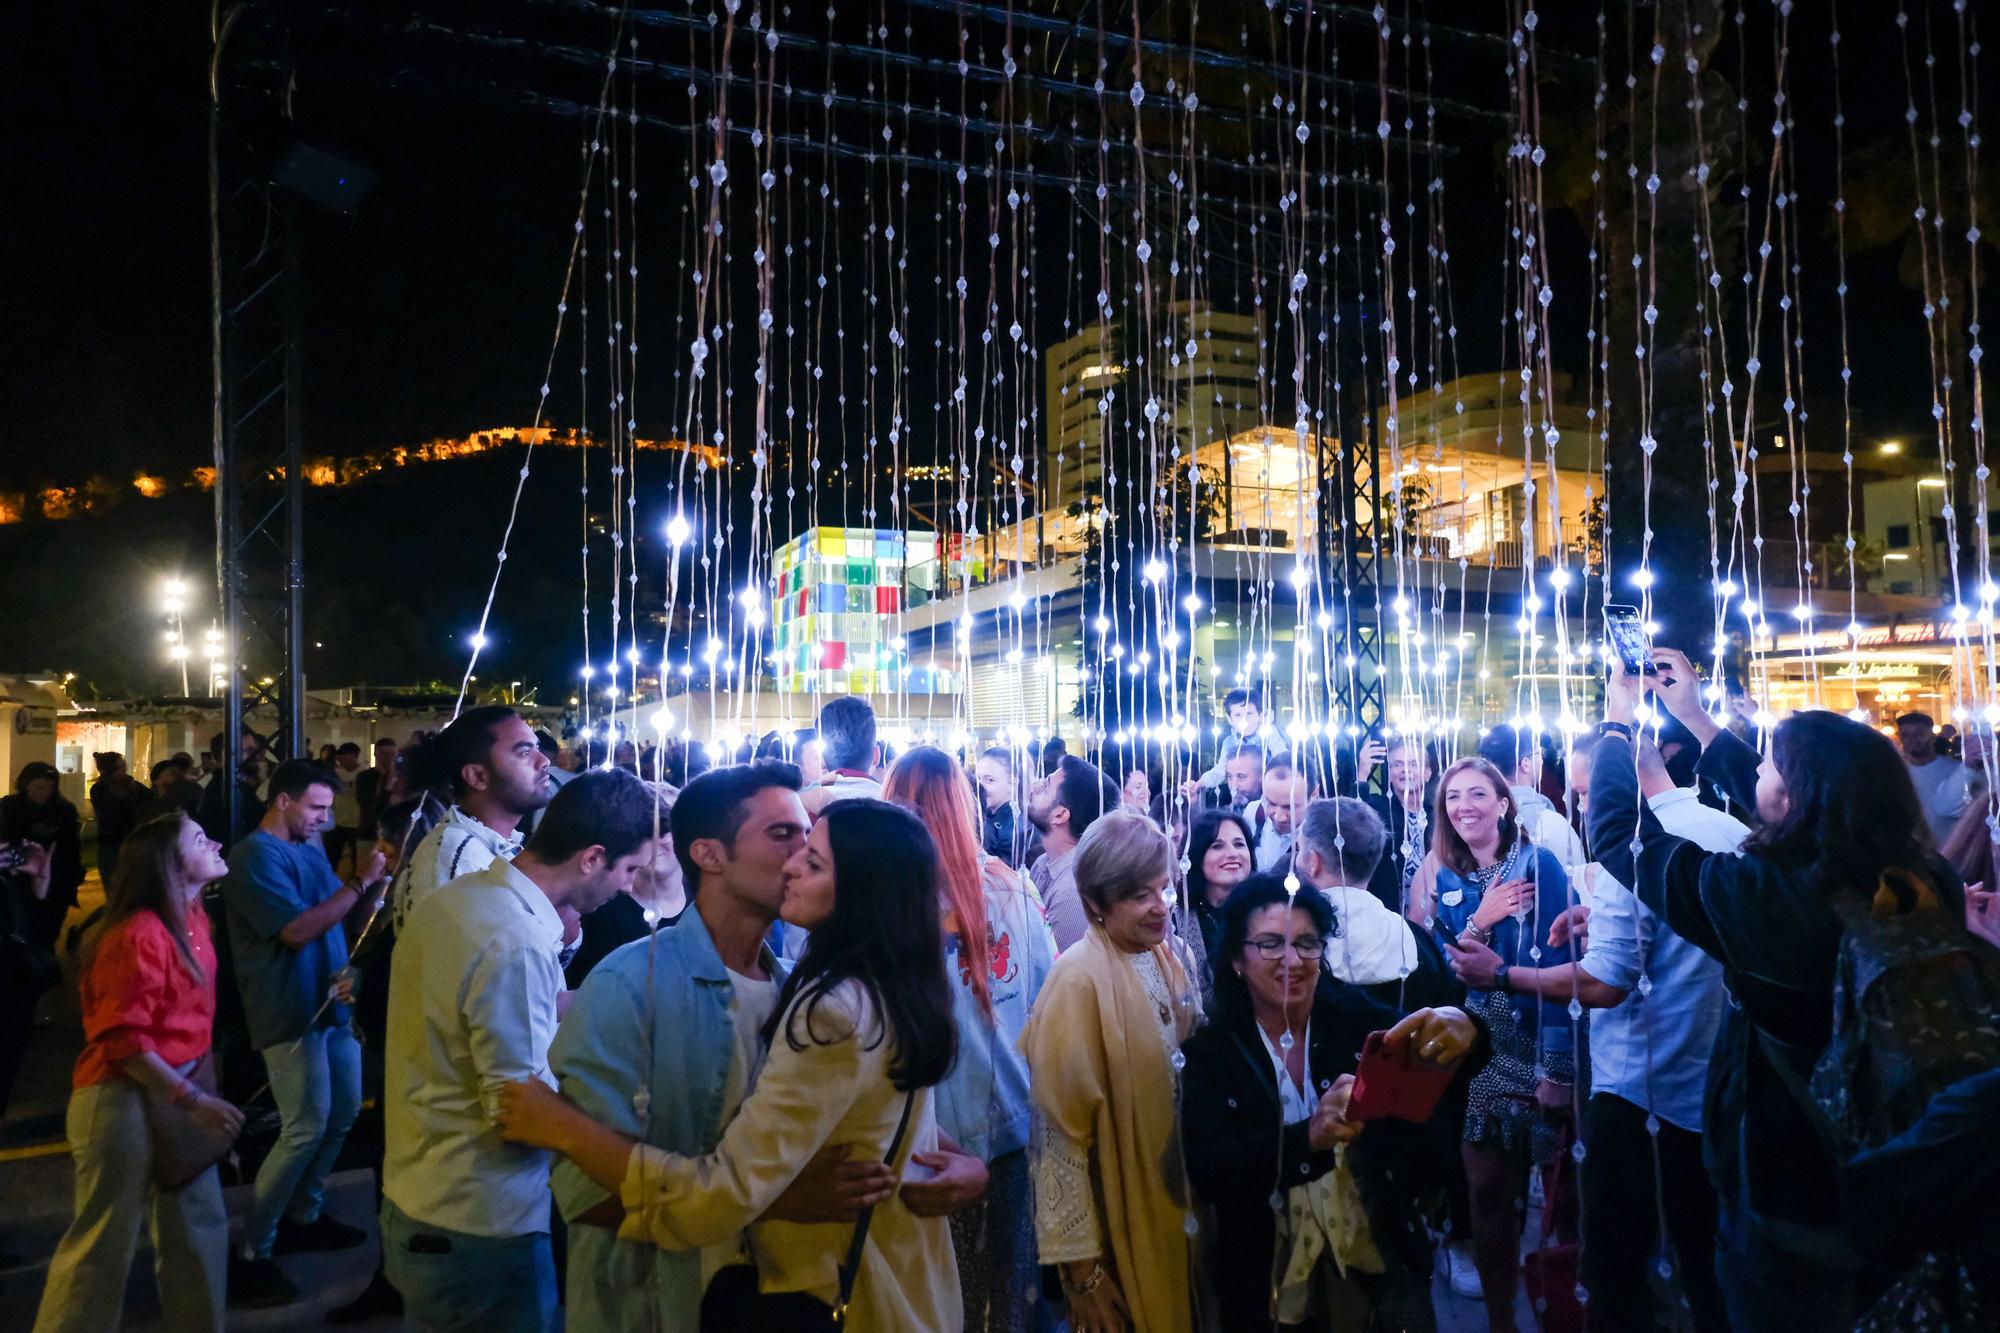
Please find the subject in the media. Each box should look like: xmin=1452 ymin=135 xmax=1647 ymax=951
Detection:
xmin=4 ymin=666 xmax=2000 ymax=1331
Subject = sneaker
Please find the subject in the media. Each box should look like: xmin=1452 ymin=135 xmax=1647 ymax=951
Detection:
xmin=326 ymin=1268 xmax=404 ymax=1325
xmin=1446 ymin=1241 xmax=1485 ymax=1300
xmin=274 ymin=1213 xmax=368 ymax=1254
xmin=228 ymin=1254 xmax=300 ymax=1309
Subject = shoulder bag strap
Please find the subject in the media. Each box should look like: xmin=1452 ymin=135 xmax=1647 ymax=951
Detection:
xmin=831 ymin=1089 xmax=918 ymax=1325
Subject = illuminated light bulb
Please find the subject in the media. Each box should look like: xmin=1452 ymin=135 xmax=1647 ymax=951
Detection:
xmin=1751 ymin=710 xmax=1775 ymax=729
xmin=606 ymin=684 xmax=620 ymax=700
xmin=1716 ymin=579 xmax=1738 ymax=596
xmin=703 ymin=638 xmax=723 ymax=661
xmin=1643 ymin=620 xmax=1661 ymax=635
xmin=1008 ymin=590 xmax=1027 ymax=611
xmin=1094 ymin=615 xmax=1111 ymax=634
xmin=1113 ymin=729 xmax=1131 ymax=745
xmin=739 ymin=587 xmax=762 ymax=609
xmin=1006 ymin=647 xmax=1024 ymax=663
xmin=625 ymin=646 xmax=641 ymax=664
xmin=1550 ymin=568 xmax=1572 ymax=590
xmin=580 ymin=664 xmax=595 ymax=679
xmin=679 ymin=663 xmax=693 ymax=678
xmin=1847 ymin=621 xmax=1864 ymax=638
xmin=1163 ymin=631 xmax=1182 ymax=650
xmin=1704 ymin=684 xmax=1725 ymax=702
xmin=1983 ymin=582 xmax=2000 ymax=604
xmin=1344 ymin=654 xmax=1358 ymax=668
xmin=1180 ymin=724 xmax=1198 ymax=744
xmin=1791 ymin=604 xmax=1814 ymax=622
xmin=1209 ymin=663 xmax=1222 ymax=677
xmin=469 ymin=632 xmax=488 ymax=651
xmin=1393 ymin=594 xmax=1411 ymax=614
xmin=1848 ymin=708 xmax=1870 ymax=723
xmin=1986 ymin=705 xmax=2000 ymax=726
xmin=1137 ymin=650 xmax=1153 ymax=666
xmin=1288 ymin=564 xmax=1311 ymax=590
xmin=1142 ymin=558 xmax=1167 ymax=583
xmin=1739 ymin=598 xmax=1759 ymax=618
xmin=665 ymin=514 xmax=691 ymax=546
xmin=650 ymin=707 xmax=676 ymax=732
xmin=1182 ymin=592 xmax=1204 ymax=613
xmin=1524 ymin=595 xmax=1544 ymax=613
xmin=1479 ymin=668 xmax=1492 ymax=679
xmin=1109 ymin=644 xmax=1125 ymax=659
xmin=890 ymin=635 xmax=907 ymax=651
xmin=1632 ymin=568 xmax=1655 ymax=590
xmin=1952 ymin=604 xmax=1973 ymax=622
xmin=1316 ymin=611 xmax=1333 ymax=630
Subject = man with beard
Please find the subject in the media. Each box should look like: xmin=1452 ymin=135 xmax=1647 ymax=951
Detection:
xmin=1024 ymin=754 xmax=1121 ymax=952
xmin=394 ymin=707 xmax=555 ymax=929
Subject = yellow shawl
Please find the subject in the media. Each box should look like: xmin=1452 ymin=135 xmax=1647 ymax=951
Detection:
xmin=1018 ymin=926 xmax=1200 ymax=1333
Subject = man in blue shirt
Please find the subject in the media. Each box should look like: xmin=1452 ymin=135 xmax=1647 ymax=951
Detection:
xmin=221 ymin=759 xmax=388 ymax=1307
xmin=1570 ymin=737 xmax=1746 ymax=1333
xmin=549 ymin=761 xmax=925 ymax=1329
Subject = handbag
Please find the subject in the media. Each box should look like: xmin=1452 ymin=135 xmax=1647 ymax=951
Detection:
xmin=1520 ymin=1126 xmax=1583 ymax=1333
xmin=144 ymin=1052 xmax=240 ymax=1189
xmin=699 ymin=1091 xmax=918 ymax=1331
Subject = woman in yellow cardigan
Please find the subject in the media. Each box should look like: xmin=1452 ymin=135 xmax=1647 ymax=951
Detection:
xmin=1019 ymin=810 xmax=1203 ymax=1333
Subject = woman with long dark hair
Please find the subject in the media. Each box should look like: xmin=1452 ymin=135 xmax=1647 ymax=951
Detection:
xmin=1426 ymin=755 xmax=1578 ymax=1330
xmin=496 ymin=798 xmax=964 ymax=1330
xmin=1596 ymin=651 xmax=1993 ymax=1328
xmin=1182 ymin=876 xmax=1480 ymax=1330
xmin=33 ymin=812 xmax=244 ymax=1332
xmin=1185 ymin=808 xmax=1256 ymax=971
xmin=885 ymin=746 xmax=1055 ymax=1333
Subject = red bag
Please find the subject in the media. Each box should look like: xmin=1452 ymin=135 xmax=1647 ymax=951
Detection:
xmin=1347 ymin=1030 xmax=1455 ymax=1123
xmin=1521 ymin=1243 xmax=1583 ymax=1333
xmin=1521 ymin=1129 xmax=1584 ymax=1333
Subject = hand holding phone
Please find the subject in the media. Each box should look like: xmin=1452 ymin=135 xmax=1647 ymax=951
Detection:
xmin=1601 ymin=604 xmax=1655 ymax=676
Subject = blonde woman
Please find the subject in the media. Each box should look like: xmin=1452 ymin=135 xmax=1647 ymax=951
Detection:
xmin=1019 ymin=810 xmax=1203 ymax=1333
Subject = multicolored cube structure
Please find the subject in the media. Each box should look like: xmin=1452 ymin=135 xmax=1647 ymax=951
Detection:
xmin=768 ymin=526 xmax=981 ymax=696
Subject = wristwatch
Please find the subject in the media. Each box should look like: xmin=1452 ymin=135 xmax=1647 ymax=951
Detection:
xmin=1596 ymin=721 xmax=1635 ymax=742
xmin=1493 ymin=962 xmax=1512 ymax=993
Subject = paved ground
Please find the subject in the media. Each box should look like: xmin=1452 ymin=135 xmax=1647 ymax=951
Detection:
xmin=1 ymin=877 xmax=1529 ymax=1332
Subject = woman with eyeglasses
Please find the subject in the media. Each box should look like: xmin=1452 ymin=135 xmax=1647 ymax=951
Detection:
xmin=1181 ymin=873 xmax=1480 ymax=1331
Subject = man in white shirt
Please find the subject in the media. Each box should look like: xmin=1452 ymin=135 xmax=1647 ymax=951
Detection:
xmin=1025 ymin=755 xmax=1122 ymax=951
xmin=381 ymin=768 xmax=659 ymax=1332
xmin=1461 ymin=736 xmax=1745 ymax=1333
xmin=1242 ymin=750 xmax=1316 ymax=872
xmin=799 ymin=696 xmax=884 ymax=818
xmin=1477 ymin=722 xmax=1586 ymax=867
xmin=394 ymin=705 xmax=553 ymax=930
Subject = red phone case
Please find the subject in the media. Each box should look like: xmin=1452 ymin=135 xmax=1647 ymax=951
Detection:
xmin=1347 ymin=1030 xmax=1455 ymax=1124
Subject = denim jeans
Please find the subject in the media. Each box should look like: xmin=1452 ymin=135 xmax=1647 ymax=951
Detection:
xmin=246 ymin=1023 xmax=362 ymax=1257
xmin=381 ymin=1199 xmax=557 ymax=1333
xmin=32 ymin=1071 xmax=229 ymax=1333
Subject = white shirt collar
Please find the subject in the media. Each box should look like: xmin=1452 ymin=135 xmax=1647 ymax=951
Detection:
xmin=1647 ymin=787 xmax=1697 ymax=814
xmin=487 ymin=856 xmax=565 ymax=948
xmin=445 ymin=804 xmax=525 ymax=859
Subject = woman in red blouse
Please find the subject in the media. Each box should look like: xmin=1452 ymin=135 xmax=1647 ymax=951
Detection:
xmin=33 ymin=811 xmax=243 ymax=1333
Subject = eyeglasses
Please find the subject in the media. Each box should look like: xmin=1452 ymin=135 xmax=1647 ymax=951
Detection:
xmin=1247 ymin=934 xmax=1326 ymax=960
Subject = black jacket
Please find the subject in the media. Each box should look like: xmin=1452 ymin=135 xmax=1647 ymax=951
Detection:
xmin=1181 ymin=980 xmax=1487 ymax=1330
xmin=1589 ymin=727 xmax=1964 ymax=1242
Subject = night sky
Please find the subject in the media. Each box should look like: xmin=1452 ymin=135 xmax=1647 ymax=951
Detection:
xmin=2 ymin=0 xmax=1990 ymax=692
